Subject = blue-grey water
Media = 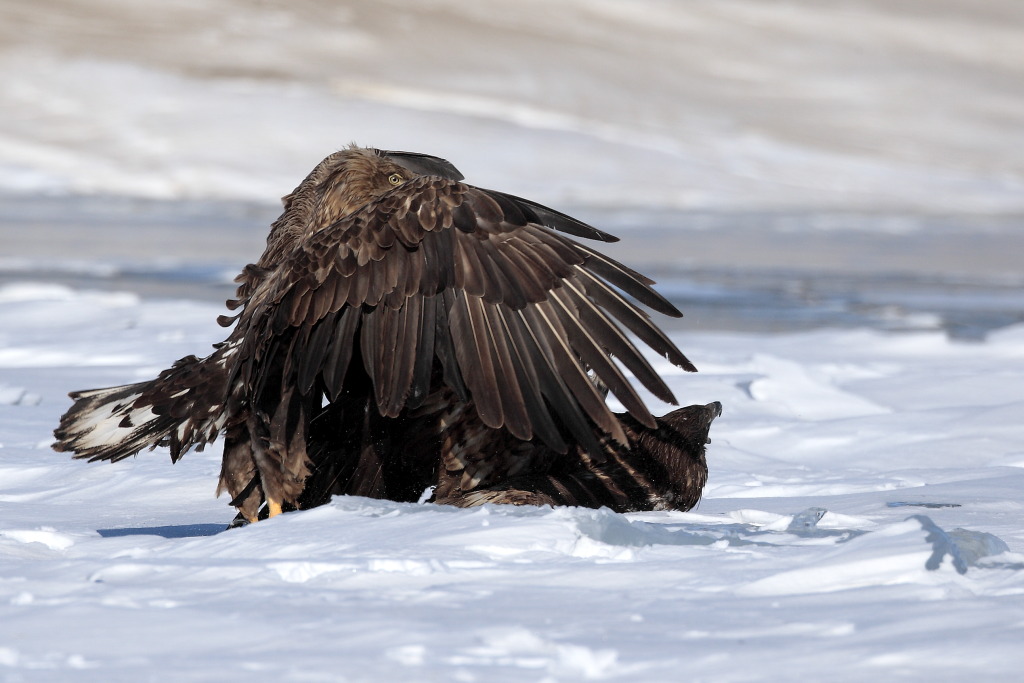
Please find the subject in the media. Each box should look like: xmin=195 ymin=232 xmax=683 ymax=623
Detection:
xmin=2 ymin=194 xmax=1022 ymax=340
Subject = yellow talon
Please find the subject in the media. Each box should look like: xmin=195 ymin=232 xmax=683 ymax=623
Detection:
xmin=267 ymin=499 xmax=283 ymax=518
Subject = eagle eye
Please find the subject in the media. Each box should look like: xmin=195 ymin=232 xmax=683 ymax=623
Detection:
xmin=388 ymin=173 xmax=404 ymax=186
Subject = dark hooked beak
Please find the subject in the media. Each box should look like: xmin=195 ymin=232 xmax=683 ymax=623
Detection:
xmin=382 ymin=150 xmax=465 ymax=181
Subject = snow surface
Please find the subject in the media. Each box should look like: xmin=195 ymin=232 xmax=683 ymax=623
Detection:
xmin=2 ymin=283 xmax=1023 ymax=681
xmin=2 ymin=0 xmax=1023 ymax=211
xmin=2 ymin=1 xmax=1024 ymax=679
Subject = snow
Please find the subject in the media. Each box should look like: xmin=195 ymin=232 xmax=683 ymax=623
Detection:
xmin=2 ymin=1 xmax=1024 ymax=678
xmin=1 ymin=284 xmax=1023 ymax=681
xmin=2 ymin=0 xmax=1023 ymax=212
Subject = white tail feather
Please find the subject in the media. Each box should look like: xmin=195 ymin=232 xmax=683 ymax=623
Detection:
xmin=53 ymin=350 xmax=230 ymax=462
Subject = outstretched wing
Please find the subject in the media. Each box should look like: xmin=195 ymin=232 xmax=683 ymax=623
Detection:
xmin=232 ymin=175 xmax=695 ymax=454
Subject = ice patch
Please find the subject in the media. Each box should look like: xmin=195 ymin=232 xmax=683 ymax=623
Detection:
xmin=712 ymin=477 xmax=910 ymax=499
xmin=386 ymin=644 xmax=427 ymax=667
xmin=10 ymin=592 xmax=34 ymax=606
xmin=746 ymin=355 xmax=890 ymax=420
xmin=737 ymin=524 xmax=934 ymax=595
xmin=991 ymin=452 xmax=1024 ymax=469
xmin=785 ymin=506 xmax=828 ymax=532
xmin=0 ymin=257 xmax=121 ymax=278
xmin=0 ymin=282 xmax=138 ymax=306
xmin=269 ymin=561 xmax=350 ymax=583
xmin=366 ymin=558 xmax=436 ymax=575
xmin=0 ymin=348 xmax=141 ymax=368
xmin=737 ymin=516 xmax=1012 ymax=596
xmin=0 ymin=385 xmax=41 ymax=406
xmin=67 ymin=654 xmax=99 ymax=670
xmin=914 ymin=515 xmax=1011 ymax=575
xmin=729 ymin=508 xmax=790 ymax=527
xmin=0 ymin=282 xmax=78 ymax=302
xmin=451 ymin=627 xmax=620 ymax=680
xmin=682 ymin=621 xmax=856 ymax=640
xmin=2 ymin=528 xmax=74 ymax=551
xmin=887 ymin=501 xmax=962 ymax=509
xmin=88 ymin=564 xmax=161 ymax=583
xmin=572 ymin=507 xmax=716 ymax=549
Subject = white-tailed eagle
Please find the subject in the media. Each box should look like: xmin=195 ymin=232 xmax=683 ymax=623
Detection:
xmin=54 ymin=146 xmax=721 ymax=523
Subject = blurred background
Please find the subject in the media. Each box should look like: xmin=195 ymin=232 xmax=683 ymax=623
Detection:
xmin=2 ymin=0 xmax=1022 ymax=337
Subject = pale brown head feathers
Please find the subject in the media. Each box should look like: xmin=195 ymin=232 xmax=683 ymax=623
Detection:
xmin=308 ymin=147 xmax=410 ymax=231
xmin=259 ymin=146 xmax=415 ymax=270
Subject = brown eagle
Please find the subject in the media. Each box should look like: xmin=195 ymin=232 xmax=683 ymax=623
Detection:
xmin=53 ymin=146 xmax=721 ymax=523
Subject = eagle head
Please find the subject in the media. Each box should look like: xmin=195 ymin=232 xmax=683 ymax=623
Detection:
xmin=264 ymin=145 xmax=463 ymax=259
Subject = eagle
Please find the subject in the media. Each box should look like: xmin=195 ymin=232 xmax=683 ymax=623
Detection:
xmin=53 ymin=146 xmax=721 ymax=523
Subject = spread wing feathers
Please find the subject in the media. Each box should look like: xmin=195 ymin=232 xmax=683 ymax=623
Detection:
xmin=53 ymin=347 xmax=233 ymax=463
xmin=232 ymin=175 xmax=694 ymax=453
xmin=487 ymin=190 xmax=619 ymax=243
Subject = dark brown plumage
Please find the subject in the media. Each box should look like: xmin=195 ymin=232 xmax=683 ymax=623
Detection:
xmin=53 ymin=145 xmax=718 ymax=522
xmin=439 ymin=401 xmax=722 ymax=511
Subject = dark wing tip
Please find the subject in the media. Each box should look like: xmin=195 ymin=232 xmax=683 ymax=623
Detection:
xmin=485 ymin=190 xmax=619 ymax=243
xmin=658 ymin=298 xmax=684 ymax=319
xmin=578 ymin=245 xmax=683 ymax=319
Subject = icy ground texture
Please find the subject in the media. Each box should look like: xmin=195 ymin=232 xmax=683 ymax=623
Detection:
xmin=2 ymin=0 xmax=1023 ymax=211
xmin=1 ymin=283 xmax=1023 ymax=681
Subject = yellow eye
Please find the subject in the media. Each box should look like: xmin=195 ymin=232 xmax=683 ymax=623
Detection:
xmin=388 ymin=173 xmax=403 ymax=185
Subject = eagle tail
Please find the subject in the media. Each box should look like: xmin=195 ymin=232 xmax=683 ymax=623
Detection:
xmin=52 ymin=350 xmax=231 ymax=463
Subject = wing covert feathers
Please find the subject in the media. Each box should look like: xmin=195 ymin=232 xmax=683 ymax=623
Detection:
xmin=234 ymin=176 xmax=694 ymax=454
